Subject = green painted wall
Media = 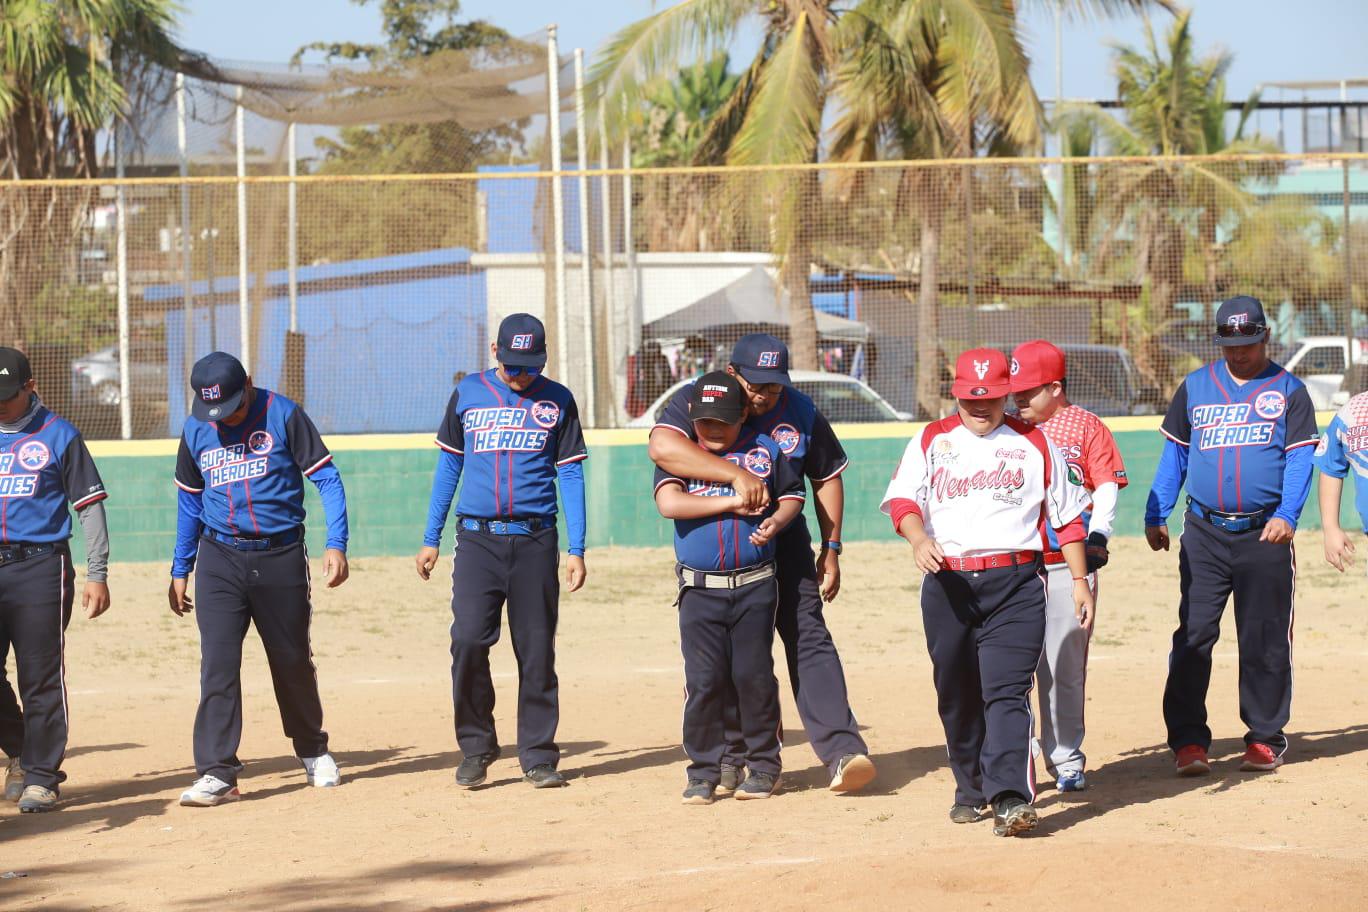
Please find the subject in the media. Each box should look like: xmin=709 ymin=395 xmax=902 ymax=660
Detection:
xmin=80 ymin=430 xmax=1359 ymax=566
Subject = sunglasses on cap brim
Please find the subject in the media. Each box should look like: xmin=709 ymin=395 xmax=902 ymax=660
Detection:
xmin=504 ymin=365 xmax=543 ymax=377
xmin=1216 ymin=323 xmax=1267 ymax=338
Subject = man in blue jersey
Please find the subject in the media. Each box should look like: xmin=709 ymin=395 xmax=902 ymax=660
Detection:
xmin=1145 ymin=296 xmax=1318 ymax=776
xmin=168 ymin=351 xmax=350 ymax=807
xmin=656 ymin=372 xmax=805 ymax=805
xmin=415 ymin=313 xmax=587 ymax=790
xmin=0 ymin=347 xmax=111 ymax=813
xmin=1315 ymin=388 xmax=1368 ymax=570
xmin=649 ymin=334 xmax=874 ymax=795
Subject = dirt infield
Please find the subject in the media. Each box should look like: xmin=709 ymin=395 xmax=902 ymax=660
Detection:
xmin=3 ymin=534 xmax=1367 ymax=910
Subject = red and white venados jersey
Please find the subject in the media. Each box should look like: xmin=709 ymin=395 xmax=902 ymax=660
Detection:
xmin=879 ymin=415 xmax=1088 ymax=557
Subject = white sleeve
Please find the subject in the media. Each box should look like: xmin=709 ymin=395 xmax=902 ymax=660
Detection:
xmin=1087 ymin=482 xmax=1120 ymax=539
xmin=1044 ymin=438 xmax=1088 ymax=530
xmin=879 ymin=435 xmax=930 ymax=516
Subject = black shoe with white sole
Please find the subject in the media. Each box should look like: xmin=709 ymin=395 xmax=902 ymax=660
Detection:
xmin=991 ymin=794 xmax=1038 ymax=837
xmin=455 ymin=750 xmax=500 ymax=788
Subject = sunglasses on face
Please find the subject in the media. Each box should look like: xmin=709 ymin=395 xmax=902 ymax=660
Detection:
xmin=1216 ymin=322 xmax=1267 ymax=338
xmin=504 ymin=365 xmax=543 ymax=377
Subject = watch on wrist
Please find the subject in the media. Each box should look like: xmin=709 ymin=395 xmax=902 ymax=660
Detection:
xmin=823 ymin=540 xmax=843 ymax=555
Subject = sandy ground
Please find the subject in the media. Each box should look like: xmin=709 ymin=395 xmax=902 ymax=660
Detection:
xmin=2 ymin=534 xmax=1368 ymax=910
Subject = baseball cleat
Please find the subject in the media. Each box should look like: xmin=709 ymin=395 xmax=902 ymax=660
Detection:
xmin=300 ymin=752 xmax=341 ymax=788
xmin=1239 ymin=743 xmax=1283 ymax=772
xmin=179 ymin=774 xmax=240 ymax=807
xmin=949 ymin=803 xmax=988 ymax=824
xmin=681 ymin=779 xmax=716 ymax=806
xmin=455 ymin=750 xmax=500 ymax=788
xmin=734 ymin=771 xmax=780 ymax=800
xmin=1174 ymin=745 xmax=1210 ymax=777
xmin=4 ymin=757 xmax=23 ymax=803
xmin=715 ymin=763 xmax=745 ymax=798
xmin=991 ymin=795 xmax=1038 ymax=837
xmin=17 ymin=785 xmax=57 ymax=813
xmin=829 ymin=753 xmax=876 ymax=794
xmin=523 ymin=764 xmax=567 ymax=788
xmin=1056 ymin=770 xmax=1088 ymax=792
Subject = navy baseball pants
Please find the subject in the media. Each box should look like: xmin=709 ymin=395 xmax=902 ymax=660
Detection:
xmin=193 ymin=537 xmax=328 ymax=785
xmin=722 ymin=526 xmax=865 ymax=772
xmin=1164 ymin=510 xmax=1294 ymax=754
xmin=0 ymin=547 xmax=75 ymax=791
xmin=677 ymin=568 xmax=781 ymax=783
xmin=449 ymin=524 xmax=560 ymax=772
xmin=922 ymin=559 xmax=1046 ymax=807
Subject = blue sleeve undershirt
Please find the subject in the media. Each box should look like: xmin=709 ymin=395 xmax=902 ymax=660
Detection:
xmin=423 ymin=449 xmax=464 ymax=548
xmin=1144 ymin=439 xmax=1190 ymax=527
xmin=1272 ymin=445 xmax=1314 ymax=529
xmin=308 ymin=462 xmax=349 ymax=552
xmin=557 ymin=460 xmax=586 ymax=557
xmin=171 ymin=488 xmax=205 ymax=579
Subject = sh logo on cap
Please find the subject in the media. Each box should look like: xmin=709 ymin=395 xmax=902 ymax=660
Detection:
xmin=511 ymin=333 xmax=534 ymax=350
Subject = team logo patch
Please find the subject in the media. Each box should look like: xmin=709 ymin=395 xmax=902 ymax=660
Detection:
xmin=1254 ymin=390 xmax=1286 ymax=420
xmin=511 ymin=333 xmax=534 ymax=350
xmin=757 ymin=351 xmax=780 ymax=368
xmin=1010 ymin=358 xmax=1020 ymax=376
xmin=973 ymin=359 xmax=990 ymax=380
xmin=16 ymin=440 xmax=49 ymax=471
xmin=971 ymin=386 xmax=988 ymax=397
xmin=743 ymin=447 xmax=772 ymax=478
xmin=247 ymin=430 xmax=274 ymax=455
xmin=1066 ymin=461 xmax=1085 ymax=487
xmin=531 ymin=400 xmax=560 ymax=429
xmin=1228 ymin=313 xmax=1249 ymax=327
xmin=1315 ymin=434 xmax=1329 ymax=457
xmin=201 ymin=384 xmax=221 ymax=402
xmin=771 ymin=423 xmax=800 ymax=454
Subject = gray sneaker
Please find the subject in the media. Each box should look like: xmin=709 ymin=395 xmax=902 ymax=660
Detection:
xmin=18 ymin=784 xmax=58 ymax=813
xmin=949 ymin=803 xmax=987 ymax=824
xmin=734 ymin=771 xmax=780 ymax=800
xmin=992 ymin=795 xmax=1038 ymax=837
xmin=716 ymin=763 xmax=744 ymax=798
xmin=4 ymin=757 xmax=22 ymax=803
xmin=523 ymin=764 xmax=567 ymax=789
xmin=681 ymin=778 xmax=716 ymax=806
xmin=455 ymin=750 xmax=500 ymax=788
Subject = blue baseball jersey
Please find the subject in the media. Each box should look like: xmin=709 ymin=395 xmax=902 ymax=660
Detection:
xmin=175 ymin=389 xmax=346 ymax=543
xmin=436 ymin=369 xmax=587 ymax=519
xmin=0 ymin=402 xmax=106 ymax=544
xmin=655 ymin=431 xmax=805 ymax=571
xmin=1314 ymin=391 xmax=1368 ymax=533
xmin=1159 ymin=361 xmax=1319 ymax=514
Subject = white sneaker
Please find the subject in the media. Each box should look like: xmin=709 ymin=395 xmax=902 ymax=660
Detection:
xmin=180 ymin=774 xmax=240 ymax=807
xmin=4 ymin=757 xmax=22 ymax=802
xmin=301 ymin=752 xmax=341 ymax=788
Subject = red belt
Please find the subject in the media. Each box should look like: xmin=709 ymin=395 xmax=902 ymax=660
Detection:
xmin=941 ymin=550 xmax=1040 ymax=572
xmin=1043 ymin=551 xmax=1067 ymax=565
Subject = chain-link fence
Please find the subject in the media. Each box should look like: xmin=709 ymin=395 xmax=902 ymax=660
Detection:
xmin=4 ymin=153 xmax=1367 ymax=437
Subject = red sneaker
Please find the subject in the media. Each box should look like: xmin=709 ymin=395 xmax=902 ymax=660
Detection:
xmin=1174 ymin=744 xmax=1210 ymax=776
xmin=1240 ymin=742 xmax=1283 ymax=772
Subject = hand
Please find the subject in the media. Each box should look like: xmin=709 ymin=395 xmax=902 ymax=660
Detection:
xmin=1073 ymin=578 xmax=1096 ymax=631
xmin=565 ymin=554 xmax=587 ymax=592
xmin=749 ymin=517 xmax=779 ymax=547
xmin=911 ymin=535 xmax=945 ymax=575
xmin=817 ymin=547 xmax=841 ymax=602
xmin=1259 ymin=518 xmax=1295 ymax=545
xmin=82 ymin=581 xmax=111 ymax=619
xmin=323 ymin=548 xmax=349 ymax=588
xmin=167 ymin=577 xmax=193 ymax=617
xmin=1084 ymin=531 xmax=1109 ymax=573
xmin=1145 ymin=525 xmax=1170 ymax=552
xmin=730 ymin=469 xmax=771 ymax=514
xmin=1323 ymin=526 xmax=1356 ymax=573
xmin=415 ymin=545 xmax=440 ymax=581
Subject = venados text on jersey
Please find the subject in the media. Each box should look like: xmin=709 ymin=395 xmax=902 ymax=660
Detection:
xmin=1197 ymin=422 xmax=1275 ymax=449
xmin=931 ymin=461 xmax=1026 ymax=500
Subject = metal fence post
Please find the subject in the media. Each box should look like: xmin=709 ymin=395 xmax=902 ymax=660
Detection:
xmin=235 ymin=84 xmax=251 ymax=373
xmin=288 ymin=120 xmax=299 ymax=334
xmin=573 ymin=48 xmax=597 ymax=426
xmin=547 ymin=26 xmax=568 ymax=381
xmin=114 ymin=122 xmax=132 ymax=440
xmin=622 ymin=104 xmax=638 ymax=388
xmin=598 ymin=99 xmax=621 ymax=425
xmin=176 ymin=73 xmax=194 ymax=413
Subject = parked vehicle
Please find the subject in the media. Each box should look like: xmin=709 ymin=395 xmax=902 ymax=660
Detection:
xmin=627 ymin=370 xmax=912 ymax=428
xmin=1056 ymin=344 xmax=1166 ymax=417
xmin=1281 ymin=335 xmax=1368 ymax=410
xmin=70 ymin=343 xmax=168 ymax=409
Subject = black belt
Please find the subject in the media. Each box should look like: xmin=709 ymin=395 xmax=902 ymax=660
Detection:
xmin=458 ymin=516 xmax=551 ymax=536
xmin=0 ymin=542 xmax=64 ymax=567
xmin=677 ymin=561 xmax=777 ymax=590
xmin=1188 ymin=499 xmax=1268 ymax=533
xmin=204 ymin=526 xmax=303 ymax=551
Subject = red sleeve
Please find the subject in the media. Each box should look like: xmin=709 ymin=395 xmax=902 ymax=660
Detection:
xmin=1085 ymin=418 xmax=1129 ymax=490
xmin=889 ymin=498 xmax=922 ymax=536
xmin=1055 ymin=514 xmax=1086 ymax=545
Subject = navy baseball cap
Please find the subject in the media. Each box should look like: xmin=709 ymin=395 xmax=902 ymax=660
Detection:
xmin=190 ymin=351 xmax=248 ymax=421
xmin=730 ymin=333 xmax=791 ymax=386
xmin=496 ymin=313 xmax=548 ymax=368
xmin=1214 ymin=295 xmax=1270 ymax=347
xmin=689 ymin=371 xmax=746 ymax=424
xmin=0 ymin=347 xmax=33 ymax=400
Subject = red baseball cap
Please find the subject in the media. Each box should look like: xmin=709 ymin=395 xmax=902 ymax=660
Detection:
xmin=1009 ymin=340 xmax=1066 ymax=392
xmin=951 ymin=348 xmax=1011 ymax=399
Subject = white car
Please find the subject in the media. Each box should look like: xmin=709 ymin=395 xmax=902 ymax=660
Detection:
xmin=627 ymin=370 xmax=912 ymax=428
xmin=1283 ymin=335 xmax=1367 ymax=410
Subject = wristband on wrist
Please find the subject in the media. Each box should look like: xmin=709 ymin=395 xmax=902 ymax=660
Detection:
xmin=823 ymin=540 xmax=843 ymax=555
xmin=1073 ymin=575 xmax=1088 ymax=581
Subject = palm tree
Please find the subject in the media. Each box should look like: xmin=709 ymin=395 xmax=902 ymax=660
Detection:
xmin=0 ymin=0 xmax=179 ymax=350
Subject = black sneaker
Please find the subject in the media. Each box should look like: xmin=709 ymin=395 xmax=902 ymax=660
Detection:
xmin=949 ymin=803 xmax=987 ymax=824
xmin=829 ymin=754 xmax=877 ymax=793
xmin=716 ymin=763 xmax=745 ymax=798
xmin=992 ymin=794 xmax=1038 ymax=837
xmin=523 ymin=764 xmax=567 ymax=789
xmin=734 ymin=771 xmax=780 ymax=800
xmin=681 ymin=778 xmax=716 ymax=806
xmin=455 ymin=750 xmax=500 ymax=788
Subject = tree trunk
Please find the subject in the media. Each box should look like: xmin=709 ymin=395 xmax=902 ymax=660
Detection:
xmin=916 ymin=202 xmax=943 ymax=419
xmin=784 ymin=170 xmax=820 ymax=371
